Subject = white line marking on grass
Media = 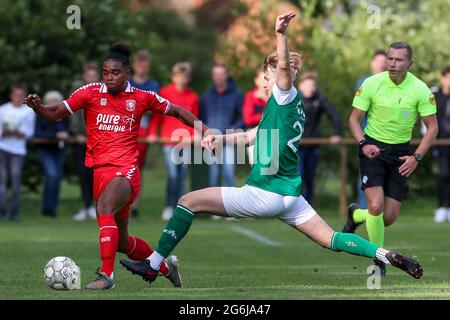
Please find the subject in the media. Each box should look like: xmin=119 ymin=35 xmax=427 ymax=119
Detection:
xmin=230 ymin=225 xmax=282 ymax=246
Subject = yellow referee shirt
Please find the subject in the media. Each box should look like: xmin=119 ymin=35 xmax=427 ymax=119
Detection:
xmin=353 ymin=71 xmax=436 ymax=144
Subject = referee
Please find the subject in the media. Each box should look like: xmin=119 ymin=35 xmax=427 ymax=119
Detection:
xmin=342 ymin=42 xmax=438 ymax=275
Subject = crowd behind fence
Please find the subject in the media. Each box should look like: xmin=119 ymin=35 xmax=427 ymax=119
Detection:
xmin=23 ymin=137 xmax=450 ymax=219
xmin=1 ymin=51 xmax=450 ymax=223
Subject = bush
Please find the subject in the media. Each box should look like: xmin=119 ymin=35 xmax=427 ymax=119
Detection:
xmin=216 ymin=0 xmax=450 ymax=196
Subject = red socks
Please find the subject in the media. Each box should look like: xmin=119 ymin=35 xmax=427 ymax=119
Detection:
xmin=125 ymin=235 xmax=169 ymax=275
xmin=125 ymin=235 xmax=153 ymax=260
xmin=98 ymin=214 xmax=119 ymax=277
xmin=97 ymin=214 xmax=169 ymax=277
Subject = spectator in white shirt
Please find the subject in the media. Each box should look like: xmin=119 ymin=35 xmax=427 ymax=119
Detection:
xmin=0 ymin=84 xmax=36 ymax=221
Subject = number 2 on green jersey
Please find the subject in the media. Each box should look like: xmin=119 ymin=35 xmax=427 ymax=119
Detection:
xmin=287 ymin=120 xmax=303 ymax=153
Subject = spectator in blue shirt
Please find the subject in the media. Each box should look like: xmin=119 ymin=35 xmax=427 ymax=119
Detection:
xmin=70 ymin=61 xmax=99 ymax=221
xmin=128 ymin=50 xmax=160 ymax=218
xmin=200 ymin=63 xmax=243 ymax=187
xmin=34 ymin=91 xmax=69 ymax=217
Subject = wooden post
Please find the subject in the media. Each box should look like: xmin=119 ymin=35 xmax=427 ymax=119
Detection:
xmin=339 ymin=143 xmax=348 ymax=218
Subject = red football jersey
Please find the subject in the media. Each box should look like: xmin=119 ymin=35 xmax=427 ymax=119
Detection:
xmin=63 ymin=82 xmax=170 ymax=168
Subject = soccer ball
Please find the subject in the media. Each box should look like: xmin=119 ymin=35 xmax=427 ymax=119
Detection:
xmin=44 ymin=256 xmax=81 ymax=290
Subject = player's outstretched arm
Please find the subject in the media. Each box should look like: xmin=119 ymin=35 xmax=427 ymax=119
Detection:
xmin=275 ymin=11 xmax=296 ymax=91
xmin=23 ymin=94 xmax=70 ymax=121
xmin=167 ymin=103 xmax=208 ymax=135
xmin=201 ymin=126 xmax=258 ymax=151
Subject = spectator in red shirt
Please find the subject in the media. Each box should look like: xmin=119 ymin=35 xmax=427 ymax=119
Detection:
xmin=242 ymin=69 xmax=269 ymax=164
xmin=149 ymin=62 xmax=199 ymax=221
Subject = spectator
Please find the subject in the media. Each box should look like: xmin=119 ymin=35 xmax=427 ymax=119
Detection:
xmin=242 ymin=69 xmax=269 ymax=165
xmin=71 ymin=62 xmax=99 ymax=221
xmin=200 ymin=63 xmax=243 ymax=187
xmin=355 ymin=50 xmax=388 ymax=209
xmin=34 ymin=91 xmax=69 ymax=217
xmin=149 ymin=62 xmax=199 ymax=221
xmin=0 ymin=84 xmax=35 ymax=221
xmin=129 ymin=50 xmax=160 ymax=218
xmin=355 ymin=50 xmax=388 ymax=91
xmin=297 ymin=72 xmax=342 ymax=204
xmin=433 ymin=66 xmax=450 ymax=223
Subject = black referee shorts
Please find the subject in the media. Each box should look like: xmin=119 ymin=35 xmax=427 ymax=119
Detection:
xmin=359 ymin=135 xmax=412 ymax=202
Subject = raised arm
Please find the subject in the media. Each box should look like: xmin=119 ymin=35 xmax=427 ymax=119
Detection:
xmin=275 ymin=11 xmax=296 ymax=91
xmin=23 ymin=94 xmax=70 ymax=121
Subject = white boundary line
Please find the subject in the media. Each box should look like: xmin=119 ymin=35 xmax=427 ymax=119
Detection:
xmin=230 ymin=225 xmax=282 ymax=246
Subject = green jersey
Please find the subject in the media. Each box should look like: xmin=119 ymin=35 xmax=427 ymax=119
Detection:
xmin=246 ymin=85 xmax=305 ymax=196
xmin=353 ymin=71 xmax=436 ymax=144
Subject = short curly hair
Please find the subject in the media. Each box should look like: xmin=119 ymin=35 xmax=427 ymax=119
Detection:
xmin=262 ymin=51 xmax=302 ymax=74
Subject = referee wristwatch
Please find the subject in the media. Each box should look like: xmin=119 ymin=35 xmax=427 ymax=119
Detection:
xmin=413 ymin=153 xmax=423 ymax=162
xmin=358 ymin=139 xmax=368 ymax=150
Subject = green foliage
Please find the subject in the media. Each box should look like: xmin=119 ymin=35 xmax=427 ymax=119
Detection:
xmin=217 ymin=0 xmax=449 ymax=197
xmin=300 ymin=0 xmax=450 ymax=196
xmin=302 ymin=0 xmax=450 ymax=116
xmin=0 ymin=0 xmax=217 ymax=98
xmin=0 ymin=0 xmax=218 ymax=192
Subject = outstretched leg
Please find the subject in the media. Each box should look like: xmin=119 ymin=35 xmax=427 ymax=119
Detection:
xmin=120 ymin=187 xmax=227 ymax=283
xmin=115 ymin=216 xmax=181 ymax=287
xmin=296 ymin=214 xmax=423 ymax=279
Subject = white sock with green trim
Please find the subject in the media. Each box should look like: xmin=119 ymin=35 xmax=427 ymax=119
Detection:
xmin=375 ymin=247 xmax=390 ymax=264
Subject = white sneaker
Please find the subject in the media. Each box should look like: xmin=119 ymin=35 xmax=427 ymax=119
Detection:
xmin=434 ymin=207 xmax=447 ymax=223
xmin=88 ymin=206 xmax=97 ymax=220
xmin=211 ymin=215 xmax=223 ymax=221
xmin=73 ymin=208 xmax=88 ymax=221
xmin=161 ymin=206 xmax=174 ymax=221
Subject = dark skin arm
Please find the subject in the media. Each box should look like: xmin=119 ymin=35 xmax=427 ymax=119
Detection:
xmin=166 ymin=103 xmax=208 ymax=136
xmin=23 ymin=94 xmax=70 ymax=121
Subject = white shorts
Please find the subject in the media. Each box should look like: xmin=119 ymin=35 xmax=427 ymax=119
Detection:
xmin=221 ymin=185 xmax=317 ymax=226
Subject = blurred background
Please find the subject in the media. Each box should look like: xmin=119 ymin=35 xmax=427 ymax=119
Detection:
xmin=0 ymin=0 xmax=449 ymax=222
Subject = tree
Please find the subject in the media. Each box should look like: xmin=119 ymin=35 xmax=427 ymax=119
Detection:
xmin=301 ymin=0 xmax=450 ymax=196
xmin=0 ymin=0 xmax=218 ymax=99
xmin=0 ymin=0 xmax=218 ymax=192
xmin=216 ymin=0 xmax=450 ymax=196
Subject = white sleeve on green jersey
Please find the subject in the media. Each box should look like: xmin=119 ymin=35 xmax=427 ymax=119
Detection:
xmin=272 ymin=84 xmax=297 ymax=106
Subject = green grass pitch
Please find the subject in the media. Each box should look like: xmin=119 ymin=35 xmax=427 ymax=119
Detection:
xmin=1 ymin=158 xmax=449 ymax=299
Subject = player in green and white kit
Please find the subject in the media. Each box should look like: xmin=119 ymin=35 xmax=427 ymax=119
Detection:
xmin=120 ymin=11 xmax=423 ymax=283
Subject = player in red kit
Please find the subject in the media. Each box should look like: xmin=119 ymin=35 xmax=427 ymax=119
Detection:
xmin=24 ymin=43 xmax=208 ymax=290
